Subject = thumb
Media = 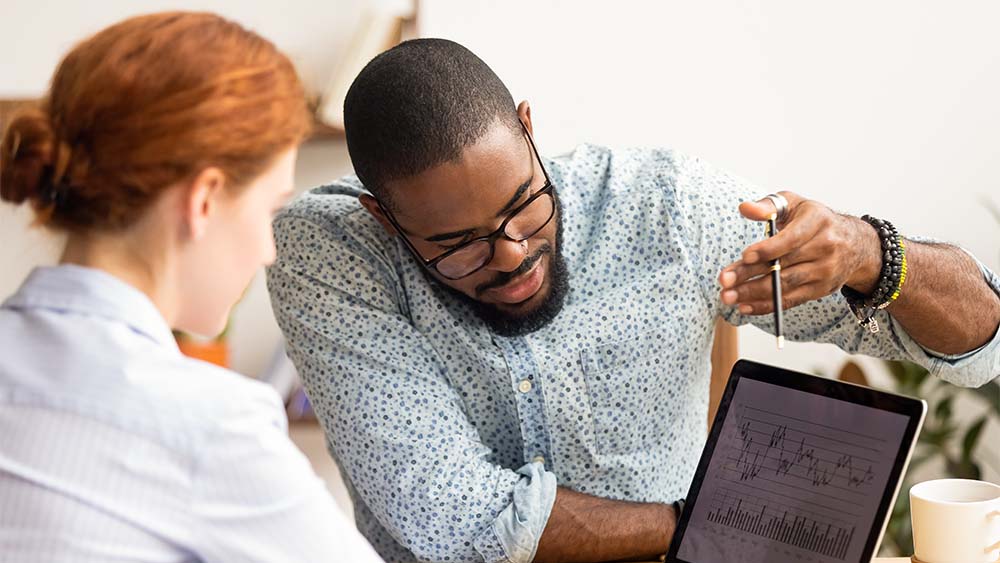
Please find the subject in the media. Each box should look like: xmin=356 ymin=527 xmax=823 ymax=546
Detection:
xmin=738 ymin=191 xmax=799 ymax=222
xmin=739 ymin=197 xmax=779 ymax=222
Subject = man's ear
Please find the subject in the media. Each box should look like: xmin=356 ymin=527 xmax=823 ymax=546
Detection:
xmin=183 ymin=167 xmax=226 ymax=240
xmin=359 ymin=193 xmax=396 ymax=237
xmin=517 ymin=100 xmax=533 ymax=136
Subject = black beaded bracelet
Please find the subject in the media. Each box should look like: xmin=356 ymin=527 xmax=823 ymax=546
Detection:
xmin=659 ymin=498 xmax=686 ymax=562
xmin=841 ymin=215 xmax=908 ymax=333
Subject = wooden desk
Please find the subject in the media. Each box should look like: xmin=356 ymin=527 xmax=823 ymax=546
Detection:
xmin=640 ymin=559 xmax=908 ymax=562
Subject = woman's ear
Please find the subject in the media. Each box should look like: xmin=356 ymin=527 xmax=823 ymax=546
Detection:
xmin=517 ymin=100 xmax=533 ymax=136
xmin=359 ymin=193 xmax=396 ymax=237
xmin=183 ymin=167 xmax=226 ymax=240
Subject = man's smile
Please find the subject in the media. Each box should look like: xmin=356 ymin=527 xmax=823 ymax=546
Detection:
xmin=484 ymin=257 xmax=547 ymax=305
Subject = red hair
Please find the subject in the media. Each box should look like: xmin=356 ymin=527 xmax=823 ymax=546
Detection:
xmin=0 ymin=11 xmax=311 ymax=231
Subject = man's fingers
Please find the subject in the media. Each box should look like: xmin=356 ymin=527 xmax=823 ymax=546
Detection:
xmin=724 ymin=192 xmax=843 ymax=310
xmin=720 ymin=263 xmax=820 ymax=306
xmin=737 ymin=190 xmax=802 ymax=222
xmin=720 ymin=248 xmax=815 ymax=288
xmin=738 ymin=199 xmax=778 ymax=222
xmin=736 ymin=282 xmax=826 ymax=315
xmin=741 ymin=206 xmax=825 ymax=265
xmin=719 ymin=261 xmax=770 ymax=289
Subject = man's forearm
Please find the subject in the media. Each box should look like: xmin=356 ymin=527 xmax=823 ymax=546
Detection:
xmin=534 ymin=487 xmax=676 ymax=563
xmin=888 ymin=241 xmax=1000 ymax=354
xmin=846 ymin=229 xmax=1000 ymax=355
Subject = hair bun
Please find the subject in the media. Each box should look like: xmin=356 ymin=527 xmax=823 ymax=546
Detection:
xmin=1 ymin=107 xmax=56 ymax=206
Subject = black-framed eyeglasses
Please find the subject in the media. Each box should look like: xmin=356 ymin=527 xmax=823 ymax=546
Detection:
xmin=376 ymin=122 xmax=556 ymax=280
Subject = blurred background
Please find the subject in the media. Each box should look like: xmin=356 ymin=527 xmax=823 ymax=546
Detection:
xmin=1 ymin=0 xmax=997 ymax=554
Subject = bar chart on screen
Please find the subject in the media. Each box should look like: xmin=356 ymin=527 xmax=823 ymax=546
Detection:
xmin=705 ymin=488 xmax=856 ymax=560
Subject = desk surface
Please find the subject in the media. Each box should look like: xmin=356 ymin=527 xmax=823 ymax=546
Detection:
xmin=643 ymin=559 xmax=908 ymax=562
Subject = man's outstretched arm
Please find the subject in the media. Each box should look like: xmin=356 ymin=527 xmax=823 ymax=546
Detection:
xmin=720 ymin=192 xmax=1000 ymax=357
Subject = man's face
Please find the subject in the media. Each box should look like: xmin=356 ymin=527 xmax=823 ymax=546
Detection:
xmin=368 ymin=120 xmax=568 ymax=335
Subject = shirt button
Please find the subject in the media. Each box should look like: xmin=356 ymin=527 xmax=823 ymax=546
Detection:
xmin=518 ymin=380 xmax=533 ymax=393
xmin=532 ymin=455 xmax=545 ymax=465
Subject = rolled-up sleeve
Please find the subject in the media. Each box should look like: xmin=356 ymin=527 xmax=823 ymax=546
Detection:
xmin=267 ymin=210 xmax=556 ymax=562
xmin=474 ymin=462 xmax=557 ymax=563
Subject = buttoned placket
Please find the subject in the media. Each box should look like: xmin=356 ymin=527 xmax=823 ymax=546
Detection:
xmin=495 ymin=335 xmax=552 ymax=468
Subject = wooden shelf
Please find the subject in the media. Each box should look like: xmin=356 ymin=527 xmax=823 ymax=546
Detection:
xmin=307 ymin=96 xmax=345 ymax=140
xmin=309 ymin=115 xmax=345 ymax=141
xmin=1 ymin=98 xmax=343 ymax=143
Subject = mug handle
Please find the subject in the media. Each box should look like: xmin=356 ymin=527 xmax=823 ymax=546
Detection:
xmin=989 ymin=511 xmax=1000 ymax=554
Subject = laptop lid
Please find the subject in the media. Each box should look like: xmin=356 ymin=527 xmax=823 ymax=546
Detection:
xmin=667 ymin=359 xmax=926 ymax=563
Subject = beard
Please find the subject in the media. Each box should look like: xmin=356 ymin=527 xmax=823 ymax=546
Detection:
xmin=467 ymin=240 xmax=569 ymax=337
xmin=426 ymin=199 xmax=570 ymax=337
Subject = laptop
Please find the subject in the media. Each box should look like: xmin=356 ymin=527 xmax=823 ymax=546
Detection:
xmin=667 ymin=359 xmax=926 ymax=563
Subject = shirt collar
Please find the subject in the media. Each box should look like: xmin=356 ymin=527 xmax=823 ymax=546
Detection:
xmin=2 ymin=264 xmax=180 ymax=352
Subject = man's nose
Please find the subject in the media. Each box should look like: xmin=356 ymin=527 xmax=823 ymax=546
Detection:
xmin=485 ymin=238 xmax=527 ymax=272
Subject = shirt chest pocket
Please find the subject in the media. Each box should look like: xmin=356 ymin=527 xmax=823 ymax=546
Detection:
xmin=579 ymin=326 xmax=684 ymax=455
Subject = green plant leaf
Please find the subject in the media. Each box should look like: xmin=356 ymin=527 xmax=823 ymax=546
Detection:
xmin=884 ymin=485 xmax=914 ymax=556
xmin=961 ymin=416 xmax=988 ymax=462
xmin=908 ymin=362 xmax=930 ymax=388
xmin=904 ymin=451 xmax=934 ymax=473
xmin=970 ymin=381 xmax=1000 ymax=417
xmin=886 ymin=360 xmax=931 ymax=396
xmin=934 ymin=395 xmax=954 ymax=421
xmin=946 ymin=456 xmax=982 ymax=480
xmin=884 ymin=359 xmax=906 ymax=382
xmin=885 ymin=360 xmax=914 ymax=393
xmin=918 ymin=422 xmax=957 ymax=447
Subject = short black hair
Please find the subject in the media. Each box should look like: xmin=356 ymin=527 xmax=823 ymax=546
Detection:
xmin=343 ymin=38 xmax=520 ymax=207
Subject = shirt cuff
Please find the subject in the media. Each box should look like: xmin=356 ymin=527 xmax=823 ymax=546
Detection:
xmin=473 ymin=461 xmax=558 ymax=563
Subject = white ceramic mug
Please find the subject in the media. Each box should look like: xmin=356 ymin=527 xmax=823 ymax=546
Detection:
xmin=910 ymin=478 xmax=1000 ymax=563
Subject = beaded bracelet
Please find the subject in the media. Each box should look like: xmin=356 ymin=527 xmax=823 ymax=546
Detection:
xmin=841 ymin=215 xmax=907 ymax=333
xmin=659 ymin=498 xmax=686 ymax=561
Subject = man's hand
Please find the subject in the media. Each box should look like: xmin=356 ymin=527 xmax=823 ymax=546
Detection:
xmin=717 ymin=190 xmax=999 ymax=356
xmin=718 ymin=191 xmax=882 ymax=315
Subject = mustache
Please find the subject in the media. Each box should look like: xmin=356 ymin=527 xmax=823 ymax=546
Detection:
xmin=476 ymin=243 xmax=552 ymax=296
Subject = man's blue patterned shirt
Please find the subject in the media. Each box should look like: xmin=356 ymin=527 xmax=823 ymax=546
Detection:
xmin=267 ymin=145 xmax=999 ymax=563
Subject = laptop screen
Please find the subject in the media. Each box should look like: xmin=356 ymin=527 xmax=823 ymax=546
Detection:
xmin=669 ymin=360 xmax=925 ymax=563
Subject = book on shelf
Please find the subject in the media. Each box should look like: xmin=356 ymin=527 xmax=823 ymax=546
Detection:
xmin=316 ymin=8 xmax=407 ymax=131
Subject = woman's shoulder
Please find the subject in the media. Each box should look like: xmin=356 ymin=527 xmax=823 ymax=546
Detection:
xmin=139 ymin=353 xmax=288 ymax=438
xmin=0 ymin=293 xmax=286 ymax=455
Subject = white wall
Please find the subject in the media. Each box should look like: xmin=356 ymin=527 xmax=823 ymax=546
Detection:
xmin=417 ymin=0 xmax=999 ymax=478
xmin=0 ymin=0 xmax=376 ymax=97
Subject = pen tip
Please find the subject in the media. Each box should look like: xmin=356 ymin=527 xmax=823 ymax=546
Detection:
xmin=776 ymin=336 xmax=785 ymax=350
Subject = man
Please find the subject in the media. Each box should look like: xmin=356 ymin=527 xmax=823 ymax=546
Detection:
xmin=267 ymin=39 xmax=999 ymax=563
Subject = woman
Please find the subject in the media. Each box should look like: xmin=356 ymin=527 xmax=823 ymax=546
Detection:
xmin=0 ymin=12 xmax=382 ymax=562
